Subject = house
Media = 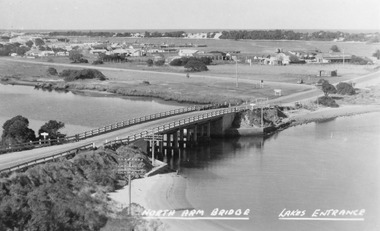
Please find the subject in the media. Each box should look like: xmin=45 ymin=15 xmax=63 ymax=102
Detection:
xmin=315 ymin=53 xmax=352 ymax=63
xmin=40 ymin=51 xmax=55 ymax=56
xmin=25 ymin=49 xmax=42 ymax=57
xmin=90 ymin=49 xmax=107 ymax=54
xmin=178 ymin=49 xmax=198 ymax=57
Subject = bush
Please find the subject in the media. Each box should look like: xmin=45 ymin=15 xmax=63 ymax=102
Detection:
xmin=146 ymin=59 xmax=153 ymax=66
xmin=169 ymin=58 xmax=183 ymax=66
xmin=78 ymin=58 xmax=88 ymax=63
xmin=184 ymin=60 xmax=208 ymax=72
xmin=316 ymin=96 xmax=339 ymax=107
xmin=336 ymin=82 xmax=356 ymax=95
xmin=321 ymin=81 xmax=337 ymax=96
xmin=350 ymin=55 xmax=372 ymax=65
xmin=59 ymin=69 xmax=107 ymax=82
xmin=154 ymin=59 xmax=165 ymax=66
xmin=46 ymin=67 xmax=58 ymax=75
xmin=92 ymin=60 xmax=103 ymax=65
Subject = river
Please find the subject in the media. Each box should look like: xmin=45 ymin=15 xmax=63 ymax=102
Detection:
xmin=173 ymin=113 xmax=380 ymax=231
xmin=1 ymin=84 xmax=379 ymax=230
xmin=0 ymin=84 xmax=185 ymax=135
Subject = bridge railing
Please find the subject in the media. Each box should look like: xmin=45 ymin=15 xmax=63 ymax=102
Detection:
xmin=103 ymin=105 xmax=248 ymax=148
xmin=0 ymin=103 xmax=227 ymax=154
xmin=0 ymin=143 xmax=94 ymax=173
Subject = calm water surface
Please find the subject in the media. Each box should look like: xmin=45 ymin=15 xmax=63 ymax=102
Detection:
xmin=175 ymin=113 xmax=380 ymax=231
xmin=2 ymin=84 xmax=379 ymax=230
xmin=0 ymin=84 xmax=185 ymax=135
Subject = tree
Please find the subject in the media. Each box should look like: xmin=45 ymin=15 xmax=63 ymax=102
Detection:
xmin=321 ymin=81 xmax=337 ymax=96
xmin=330 ymin=45 xmax=340 ymax=52
xmin=38 ymin=120 xmax=66 ymax=140
xmin=184 ymin=60 xmax=208 ymax=72
xmin=373 ymin=49 xmax=380 ymax=60
xmin=1 ymin=115 xmax=36 ymax=146
xmin=34 ymin=38 xmax=45 ymax=46
xmin=69 ymin=50 xmax=84 ymax=63
xmin=146 ymin=59 xmax=153 ymax=67
xmin=336 ymin=82 xmax=355 ymax=95
xmin=47 ymin=67 xmax=58 ymax=75
xmin=289 ymin=54 xmax=299 ymax=63
xmin=25 ymin=40 xmax=34 ymax=48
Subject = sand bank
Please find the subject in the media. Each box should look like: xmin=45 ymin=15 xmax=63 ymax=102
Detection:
xmin=287 ymin=104 xmax=380 ymax=126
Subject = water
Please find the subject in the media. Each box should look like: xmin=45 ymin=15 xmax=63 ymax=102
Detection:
xmin=1 ymin=83 xmax=379 ymax=230
xmin=175 ymin=113 xmax=380 ymax=231
xmin=0 ymin=84 xmax=185 ymax=136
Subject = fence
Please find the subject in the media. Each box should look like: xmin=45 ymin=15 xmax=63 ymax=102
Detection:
xmin=0 ymin=104 xmax=225 ymax=154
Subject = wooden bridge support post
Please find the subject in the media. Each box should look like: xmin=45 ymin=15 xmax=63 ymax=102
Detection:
xmin=186 ymin=128 xmax=191 ymax=146
xmin=206 ymin=122 xmax=211 ymax=137
xmin=193 ymin=125 xmax=198 ymax=143
xmin=173 ymin=131 xmax=179 ymax=149
xmin=200 ymin=125 xmax=204 ymax=137
xmin=179 ymin=129 xmax=184 ymax=148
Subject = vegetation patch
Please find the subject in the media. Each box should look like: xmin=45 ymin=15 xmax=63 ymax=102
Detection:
xmin=336 ymin=82 xmax=356 ymax=95
xmin=59 ymin=69 xmax=107 ymax=82
xmin=316 ymin=96 xmax=339 ymax=107
xmin=0 ymin=144 xmax=158 ymax=231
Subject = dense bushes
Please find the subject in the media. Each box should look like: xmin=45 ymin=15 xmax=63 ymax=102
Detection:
xmin=0 ymin=145 xmax=154 ymax=230
xmin=350 ymin=55 xmax=372 ymax=65
xmin=46 ymin=67 xmax=58 ymax=75
xmin=184 ymin=60 xmax=208 ymax=72
xmin=92 ymin=60 xmax=104 ymax=65
xmin=316 ymin=96 xmax=339 ymax=107
xmin=59 ymin=69 xmax=107 ymax=81
xmin=336 ymin=82 xmax=356 ymax=95
xmin=169 ymin=56 xmax=212 ymax=66
xmin=154 ymin=59 xmax=165 ymax=66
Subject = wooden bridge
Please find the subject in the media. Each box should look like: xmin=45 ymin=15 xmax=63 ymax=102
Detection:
xmin=0 ymin=104 xmax=254 ymax=174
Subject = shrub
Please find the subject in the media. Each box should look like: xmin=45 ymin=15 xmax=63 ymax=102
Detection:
xmin=46 ymin=67 xmax=58 ymax=75
xmin=146 ymin=59 xmax=153 ymax=66
xmin=336 ymin=82 xmax=356 ymax=95
xmin=78 ymin=58 xmax=88 ymax=63
xmin=59 ymin=69 xmax=107 ymax=82
xmin=92 ymin=60 xmax=103 ymax=65
xmin=316 ymin=96 xmax=339 ymax=107
xmin=154 ymin=59 xmax=165 ymax=66
xmin=184 ymin=60 xmax=208 ymax=72
xmin=321 ymin=81 xmax=337 ymax=96
xmin=169 ymin=58 xmax=183 ymax=66
xmin=350 ymin=55 xmax=372 ymax=65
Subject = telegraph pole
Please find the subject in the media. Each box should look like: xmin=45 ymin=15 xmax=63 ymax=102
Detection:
xmin=117 ymin=157 xmax=144 ymax=215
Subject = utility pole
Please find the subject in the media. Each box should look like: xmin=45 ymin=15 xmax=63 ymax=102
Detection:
xmin=235 ymin=58 xmax=238 ymax=88
xmin=343 ymin=49 xmax=345 ymax=66
xmin=117 ymin=157 xmax=144 ymax=215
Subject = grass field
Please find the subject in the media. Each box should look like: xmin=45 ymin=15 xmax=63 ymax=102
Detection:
xmin=1 ymin=38 xmax=378 ymax=104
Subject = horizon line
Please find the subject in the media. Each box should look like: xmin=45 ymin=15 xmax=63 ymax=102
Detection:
xmin=1 ymin=28 xmax=379 ymax=32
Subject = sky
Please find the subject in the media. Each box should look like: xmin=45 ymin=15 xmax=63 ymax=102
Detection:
xmin=0 ymin=0 xmax=379 ymax=31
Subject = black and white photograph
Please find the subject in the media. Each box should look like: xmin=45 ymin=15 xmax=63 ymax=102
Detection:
xmin=0 ymin=0 xmax=379 ymax=230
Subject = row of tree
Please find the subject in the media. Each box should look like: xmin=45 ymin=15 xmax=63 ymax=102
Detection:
xmin=220 ymin=30 xmax=380 ymax=42
xmin=0 ymin=116 xmax=66 ymax=147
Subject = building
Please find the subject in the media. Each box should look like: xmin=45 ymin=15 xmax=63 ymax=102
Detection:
xmin=315 ymin=53 xmax=352 ymax=63
xmin=178 ymin=49 xmax=198 ymax=57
